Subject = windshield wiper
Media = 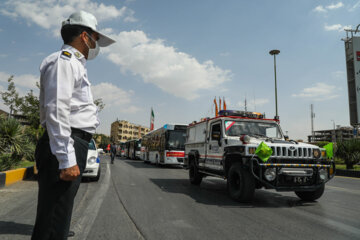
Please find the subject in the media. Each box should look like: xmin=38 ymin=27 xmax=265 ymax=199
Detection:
xmin=248 ymin=134 xmax=277 ymax=142
xmin=249 ymin=133 xmax=267 ymax=138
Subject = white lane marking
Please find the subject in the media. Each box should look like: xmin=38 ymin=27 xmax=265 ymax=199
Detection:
xmin=73 ymin=163 xmax=111 ymax=240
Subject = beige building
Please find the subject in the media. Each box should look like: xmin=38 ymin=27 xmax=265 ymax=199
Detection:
xmin=111 ymin=120 xmax=150 ymax=143
xmin=308 ymin=126 xmax=358 ymax=143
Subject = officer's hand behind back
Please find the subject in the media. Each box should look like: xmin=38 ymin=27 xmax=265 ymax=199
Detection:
xmin=60 ymin=165 xmax=80 ymax=181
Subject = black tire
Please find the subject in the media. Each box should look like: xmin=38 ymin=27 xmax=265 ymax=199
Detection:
xmin=189 ymin=159 xmax=203 ymax=185
xmin=93 ymin=166 xmax=101 ymax=182
xmin=227 ymin=163 xmax=255 ymax=202
xmin=295 ymin=184 xmax=325 ymax=201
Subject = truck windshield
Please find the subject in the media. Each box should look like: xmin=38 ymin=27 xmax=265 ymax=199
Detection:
xmin=225 ymin=120 xmax=283 ymax=139
xmin=166 ymin=130 xmax=186 ymax=150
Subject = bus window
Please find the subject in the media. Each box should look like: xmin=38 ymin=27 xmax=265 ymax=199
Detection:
xmin=166 ymin=130 xmax=186 ymax=150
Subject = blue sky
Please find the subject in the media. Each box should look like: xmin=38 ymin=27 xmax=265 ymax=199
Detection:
xmin=0 ymin=0 xmax=358 ymax=140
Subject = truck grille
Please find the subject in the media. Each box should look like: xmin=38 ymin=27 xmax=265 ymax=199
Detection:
xmin=270 ymin=146 xmax=313 ymax=159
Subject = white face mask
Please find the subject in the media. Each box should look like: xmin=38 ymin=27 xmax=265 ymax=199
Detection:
xmin=85 ymin=33 xmax=100 ymax=60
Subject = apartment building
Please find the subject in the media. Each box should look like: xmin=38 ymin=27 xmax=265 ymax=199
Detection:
xmin=110 ymin=120 xmax=150 ymax=143
xmin=308 ymin=126 xmax=358 ymax=142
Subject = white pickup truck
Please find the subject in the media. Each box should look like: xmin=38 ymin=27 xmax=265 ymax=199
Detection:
xmin=184 ymin=110 xmax=335 ymax=202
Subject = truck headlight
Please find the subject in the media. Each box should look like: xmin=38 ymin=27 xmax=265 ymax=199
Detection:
xmin=264 ymin=168 xmax=276 ymax=181
xmin=313 ymin=149 xmax=321 ymax=159
xmin=88 ymin=157 xmax=96 ymax=165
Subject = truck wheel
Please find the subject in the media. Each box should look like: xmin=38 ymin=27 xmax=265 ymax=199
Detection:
xmin=295 ymin=184 xmax=325 ymax=201
xmin=189 ymin=160 xmax=202 ymax=185
xmin=227 ymin=163 xmax=255 ymax=202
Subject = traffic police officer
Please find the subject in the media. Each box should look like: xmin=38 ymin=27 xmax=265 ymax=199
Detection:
xmin=32 ymin=11 xmax=115 ymax=240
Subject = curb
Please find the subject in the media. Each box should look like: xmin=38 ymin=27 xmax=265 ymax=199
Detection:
xmin=0 ymin=166 xmax=35 ymax=188
xmin=335 ymin=169 xmax=360 ymax=178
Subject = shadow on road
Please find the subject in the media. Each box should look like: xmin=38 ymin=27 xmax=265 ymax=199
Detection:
xmin=0 ymin=221 xmax=33 ymax=236
xmin=124 ymin=159 xmax=159 ymax=169
xmin=124 ymin=159 xmax=184 ymax=169
xmin=150 ymin=178 xmax=318 ymax=208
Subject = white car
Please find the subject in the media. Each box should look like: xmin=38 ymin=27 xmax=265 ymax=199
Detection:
xmin=97 ymin=148 xmax=104 ymax=154
xmin=83 ymin=139 xmax=101 ymax=181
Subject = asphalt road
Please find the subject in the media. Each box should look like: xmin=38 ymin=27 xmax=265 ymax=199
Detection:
xmin=0 ymin=155 xmax=359 ymax=240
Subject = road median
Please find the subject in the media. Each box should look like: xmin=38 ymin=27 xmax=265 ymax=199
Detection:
xmin=336 ymin=169 xmax=360 ymax=178
xmin=0 ymin=166 xmax=35 ymax=187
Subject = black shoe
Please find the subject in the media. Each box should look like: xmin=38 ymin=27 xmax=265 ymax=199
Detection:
xmin=68 ymin=231 xmax=75 ymax=237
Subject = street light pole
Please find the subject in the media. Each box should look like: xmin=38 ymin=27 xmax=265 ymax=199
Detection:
xmin=331 ymin=120 xmax=336 ymax=142
xmin=269 ymin=49 xmax=280 ymax=120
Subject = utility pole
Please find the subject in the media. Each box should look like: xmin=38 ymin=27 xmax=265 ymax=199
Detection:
xmin=311 ymin=104 xmax=315 ymax=138
xmin=244 ymin=96 xmax=247 ymax=112
xmin=331 ymin=120 xmax=336 ymax=142
xmin=269 ymin=49 xmax=280 ymax=120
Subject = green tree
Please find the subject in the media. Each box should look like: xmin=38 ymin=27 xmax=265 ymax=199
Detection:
xmin=93 ymin=133 xmax=111 ymax=150
xmin=19 ymin=86 xmax=40 ymax=129
xmin=1 ymin=76 xmax=22 ymax=115
xmin=335 ymin=139 xmax=360 ymax=169
xmin=1 ymin=76 xmax=43 ymax=143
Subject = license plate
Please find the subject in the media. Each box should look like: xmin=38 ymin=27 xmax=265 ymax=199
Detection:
xmin=293 ymin=177 xmax=309 ymax=184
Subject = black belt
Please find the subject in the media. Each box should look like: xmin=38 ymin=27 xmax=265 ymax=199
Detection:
xmin=71 ymin=128 xmax=93 ymax=142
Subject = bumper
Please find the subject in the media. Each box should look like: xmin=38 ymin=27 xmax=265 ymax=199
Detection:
xmin=163 ymin=157 xmax=184 ymax=165
xmin=250 ymin=158 xmax=336 ymax=191
xmin=83 ymin=164 xmax=100 ymax=178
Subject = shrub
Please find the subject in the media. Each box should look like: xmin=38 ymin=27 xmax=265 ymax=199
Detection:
xmin=335 ymin=139 xmax=360 ymax=170
xmin=0 ymin=117 xmax=35 ymax=171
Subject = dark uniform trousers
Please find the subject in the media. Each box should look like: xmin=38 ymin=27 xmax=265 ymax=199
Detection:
xmin=31 ymin=131 xmax=89 ymax=240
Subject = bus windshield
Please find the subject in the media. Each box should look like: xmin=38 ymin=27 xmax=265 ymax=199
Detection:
xmin=136 ymin=140 xmax=141 ymax=151
xmin=166 ymin=130 xmax=186 ymax=150
xmin=225 ymin=120 xmax=283 ymax=139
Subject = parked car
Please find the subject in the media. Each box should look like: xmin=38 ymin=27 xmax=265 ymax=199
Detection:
xmin=97 ymin=148 xmax=104 ymax=154
xmin=83 ymin=139 xmax=101 ymax=181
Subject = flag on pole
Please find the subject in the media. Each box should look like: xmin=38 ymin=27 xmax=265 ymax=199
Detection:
xmin=214 ymin=98 xmax=218 ymax=117
xmin=323 ymin=142 xmax=333 ymax=159
xmin=223 ymin=97 xmax=227 ymax=110
xmin=150 ymin=108 xmax=154 ymax=130
xmin=219 ymin=97 xmax=222 ymax=111
xmin=255 ymin=142 xmax=273 ymax=162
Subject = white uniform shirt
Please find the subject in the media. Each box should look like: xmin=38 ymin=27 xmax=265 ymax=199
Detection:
xmin=39 ymin=45 xmax=100 ymax=169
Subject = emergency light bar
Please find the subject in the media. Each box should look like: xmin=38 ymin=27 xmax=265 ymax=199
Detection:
xmin=218 ymin=110 xmax=264 ymax=119
xmin=163 ymin=124 xmax=175 ymax=130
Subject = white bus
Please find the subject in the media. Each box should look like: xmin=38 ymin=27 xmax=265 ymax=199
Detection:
xmin=125 ymin=139 xmax=141 ymax=160
xmin=141 ymin=124 xmax=187 ymax=165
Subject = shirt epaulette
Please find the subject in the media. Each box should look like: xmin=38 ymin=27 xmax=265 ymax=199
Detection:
xmin=60 ymin=51 xmax=72 ymax=60
xmin=74 ymin=51 xmax=82 ymax=59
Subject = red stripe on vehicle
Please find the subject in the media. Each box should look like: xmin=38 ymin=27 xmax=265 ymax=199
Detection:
xmin=166 ymin=152 xmax=185 ymax=157
xmin=226 ymin=121 xmax=235 ymax=130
